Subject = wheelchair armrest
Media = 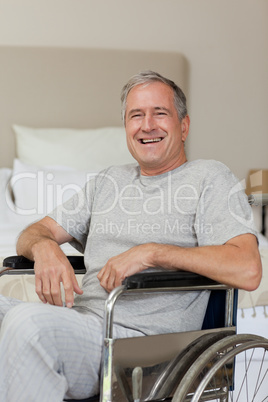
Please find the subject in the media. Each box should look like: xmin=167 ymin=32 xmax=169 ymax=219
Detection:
xmin=123 ymin=271 xmax=222 ymax=290
xmin=2 ymin=255 xmax=86 ymax=274
xmin=3 ymin=255 xmax=35 ymax=269
xmin=105 ymin=271 xmax=231 ymax=339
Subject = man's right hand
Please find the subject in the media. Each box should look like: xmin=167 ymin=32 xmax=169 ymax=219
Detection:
xmin=33 ymin=239 xmax=83 ymax=307
xmin=16 ymin=217 xmax=83 ymax=308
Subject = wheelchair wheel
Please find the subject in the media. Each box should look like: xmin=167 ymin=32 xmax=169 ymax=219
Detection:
xmin=171 ymin=334 xmax=268 ymax=402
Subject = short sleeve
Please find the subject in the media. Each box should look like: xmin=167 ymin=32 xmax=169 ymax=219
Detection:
xmin=195 ymin=162 xmax=257 ymax=246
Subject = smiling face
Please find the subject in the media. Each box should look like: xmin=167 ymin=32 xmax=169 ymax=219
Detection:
xmin=125 ymin=81 xmax=190 ymax=176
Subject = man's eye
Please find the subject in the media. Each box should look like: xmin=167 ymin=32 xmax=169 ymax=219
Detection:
xmin=131 ymin=114 xmax=142 ymax=118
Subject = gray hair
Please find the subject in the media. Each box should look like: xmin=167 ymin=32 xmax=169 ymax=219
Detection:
xmin=121 ymin=70 xmax=187 ymax=124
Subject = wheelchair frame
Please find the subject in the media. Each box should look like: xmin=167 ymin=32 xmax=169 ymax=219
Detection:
xmin=101 ymin=273 xmax=235 ymax=402
xmin=101 ymin=270 xmax=268 ymax=402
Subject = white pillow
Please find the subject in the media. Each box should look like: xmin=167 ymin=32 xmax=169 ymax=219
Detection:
xmin=0 ymin=167 xmax=37 ymax=227
xmin=11 ymin=159 xmax=92 ymax=218
xmin=13 ymin=125 xmax=135 ymax=170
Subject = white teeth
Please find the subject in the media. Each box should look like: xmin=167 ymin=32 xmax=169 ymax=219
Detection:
xmin=141 ymin=138 xmax=162 ymax=144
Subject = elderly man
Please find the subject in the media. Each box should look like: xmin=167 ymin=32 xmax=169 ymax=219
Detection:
xmin=0 ymin=71 xmax=261 ymax=401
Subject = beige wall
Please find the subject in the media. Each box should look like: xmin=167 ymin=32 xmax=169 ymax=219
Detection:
xmin=0 ymin=0 xmax=267 ymax=180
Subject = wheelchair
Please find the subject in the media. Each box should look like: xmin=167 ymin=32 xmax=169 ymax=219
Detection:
xmin=2 ymin=256 xmax=268 ymax=401
xmin=1 ymin=193 xmax=268 ymax=401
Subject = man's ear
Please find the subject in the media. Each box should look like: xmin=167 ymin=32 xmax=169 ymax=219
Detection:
xmin=181 ymin=115 xmax=190 ymax=142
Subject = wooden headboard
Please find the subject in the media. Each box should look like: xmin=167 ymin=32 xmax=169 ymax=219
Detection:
xmin=0 ymin=46 xmax=188 ymax=168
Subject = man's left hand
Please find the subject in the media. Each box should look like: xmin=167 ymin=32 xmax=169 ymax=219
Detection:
xmin=97 ymin=244 xmax=155 ymax=292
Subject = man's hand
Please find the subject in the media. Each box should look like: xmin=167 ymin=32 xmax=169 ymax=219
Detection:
xmin=16 ymin=217 xmax=83 ymax=308
xmin=33 ymin=240 xmax=83 ymax=307
xmin=97 ymin=244 xmax=155 ymax=292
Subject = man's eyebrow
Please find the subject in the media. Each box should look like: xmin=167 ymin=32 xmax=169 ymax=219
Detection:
xmin=127 ymin=108 xmax=143 ymax=117
xmin=127 ymin=106 xmax=171 ymax=117
xmin=154 ymin=106 xmax=171 ymax=113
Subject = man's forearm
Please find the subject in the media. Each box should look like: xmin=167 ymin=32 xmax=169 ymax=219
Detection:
xmin=150 ymin=234 xmax=262 ymax=291
xmin=16 ymin=221 xmax=58 ymax=261
xmin=97 ymin=234 xmax=261 ymax=293
xmin=16 ymin=216 xmax=73 ymax=261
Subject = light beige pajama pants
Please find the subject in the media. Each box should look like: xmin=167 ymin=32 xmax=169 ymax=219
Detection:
xmin=0 ymin=295 xmax=143 ymax=402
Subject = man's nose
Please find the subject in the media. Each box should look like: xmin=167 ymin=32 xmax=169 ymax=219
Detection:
xmin=141 ymin=115 xmax=156 ymax=132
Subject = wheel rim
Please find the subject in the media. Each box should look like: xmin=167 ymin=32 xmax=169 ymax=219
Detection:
xmin=192 ymin=340 xmax=268 ymax=402
xmin=171 ymin=334 xmax=268 ymax=402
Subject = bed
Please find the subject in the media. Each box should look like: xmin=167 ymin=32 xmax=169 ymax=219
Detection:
xmin=0 ymin=46 xmax=267 ymax=390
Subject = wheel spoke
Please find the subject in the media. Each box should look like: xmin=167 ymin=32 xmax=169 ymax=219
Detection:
xmin=172 ymin=335 xmax=268 ymax=402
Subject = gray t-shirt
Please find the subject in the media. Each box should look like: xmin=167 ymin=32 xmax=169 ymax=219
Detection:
xmin=49 ymin=159 xmax=256 ymax=335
